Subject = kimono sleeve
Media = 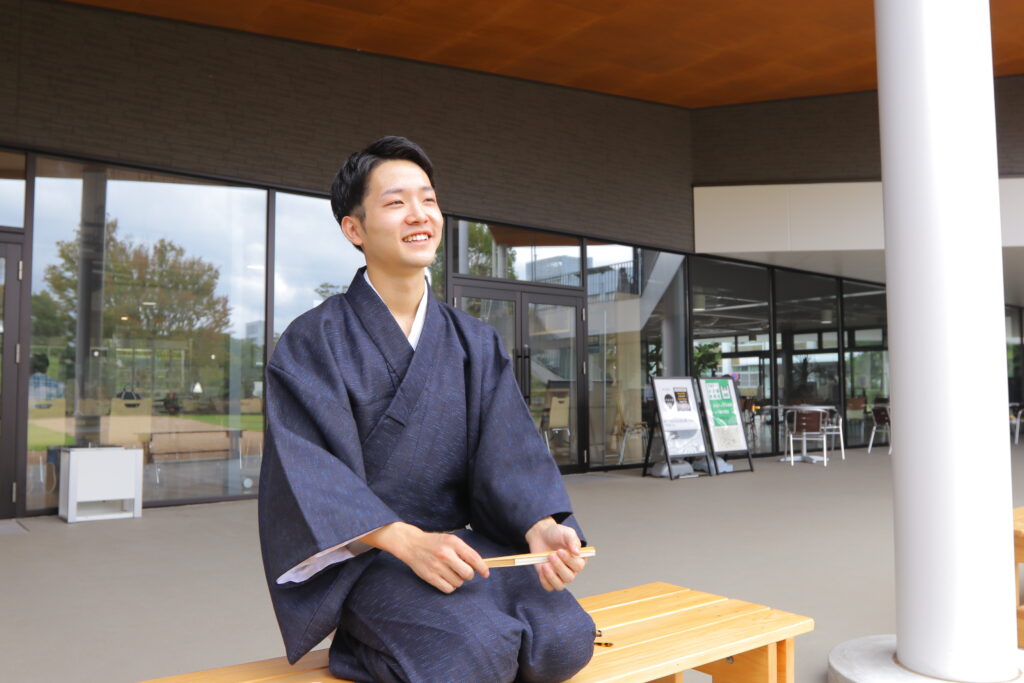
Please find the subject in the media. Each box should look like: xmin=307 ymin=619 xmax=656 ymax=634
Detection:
xmin=468 ymin=328 xmax=584 ymax=549
xmin=258 ymin=360 xmax=400 ymax=585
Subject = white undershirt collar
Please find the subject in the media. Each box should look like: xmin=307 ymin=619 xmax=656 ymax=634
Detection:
xmin=363 ymin=270 xmax=429 ymax=349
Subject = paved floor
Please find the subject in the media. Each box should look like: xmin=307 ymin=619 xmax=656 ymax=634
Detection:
xmin=2 ymin=444 xmax=1022 ymax=682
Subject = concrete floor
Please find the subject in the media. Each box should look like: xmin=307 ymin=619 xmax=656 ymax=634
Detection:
xmin=2 ymin=444 xmax=1022 ymax=683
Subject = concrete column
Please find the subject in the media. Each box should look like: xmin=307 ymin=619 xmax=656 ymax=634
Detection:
xmin=870 ymin=0 xmax=1015 ymax=679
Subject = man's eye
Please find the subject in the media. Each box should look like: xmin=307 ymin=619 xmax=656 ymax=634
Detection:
xmin=386 ymin=200 xmax=402 ymax=206
xmin=424 ymin=197 xmax=436 ymax=203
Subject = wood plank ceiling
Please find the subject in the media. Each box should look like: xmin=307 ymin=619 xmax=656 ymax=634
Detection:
xmin=61 ymin=0 xmax=1024 ymax=108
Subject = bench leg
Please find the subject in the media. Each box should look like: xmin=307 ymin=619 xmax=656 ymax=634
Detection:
xmin=777 ymin=639 xmax=794 ymax=683
xmin=695 ymin=643 xmax=777 ymax=683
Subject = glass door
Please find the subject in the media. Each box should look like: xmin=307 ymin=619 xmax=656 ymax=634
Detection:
xmin=453 ymin=283 xmax=586 ymax=472
xmin=522 ymin=292 xmax=582 ymax=470
xmin=0 ymin=244 xmax=22 ymax=518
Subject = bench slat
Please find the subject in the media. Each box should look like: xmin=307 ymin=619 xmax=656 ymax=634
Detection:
xmin=140 ymin=649 xmax=330 ymax=683
xmin=580 ymin=582 xmax=690 ymax=613
xmin=569 ymin=609 xmax=813 ymax=683
xmin=591 ymin=588 xmax=727 ymax=632
xmin=592 ymin=600 xmax=771 ymax=658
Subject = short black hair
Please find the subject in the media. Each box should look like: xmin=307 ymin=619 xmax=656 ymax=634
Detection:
xmin=330 ymin=136 xmax=434 ymax=252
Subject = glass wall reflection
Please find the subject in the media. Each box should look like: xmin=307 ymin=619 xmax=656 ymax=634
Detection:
xmin=452 ymin=220 xmax=581 ymax=286
xmin=587 ymin=242 xmax=686 ymax=465
xmin=774 ymin=270 xmax=841 ymax=413
xmin=0 ymin=151 xmax=26 ymax=228
xmin=689 ymin=257 xmax=773 ymax=453
xmin=28 ymin=158 xmax=266 ymax=509
xmin=844 ymin=281 xmax=889 ymax=446
xmin=1009 ymin=306 xmax=1023 ymax=405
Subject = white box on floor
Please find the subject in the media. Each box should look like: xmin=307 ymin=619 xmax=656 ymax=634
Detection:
xmin=59 ymin=447 xmax=143 ymax=523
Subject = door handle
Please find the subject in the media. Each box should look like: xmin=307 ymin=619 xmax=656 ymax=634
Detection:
xmin=522 ymin=344 xmax=531 ymax=404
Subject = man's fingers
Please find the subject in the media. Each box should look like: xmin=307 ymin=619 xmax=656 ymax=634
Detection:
xmin=548 ymin=552 xmax=576 ymax=585
xmin=455 ymin=541 xmax=490 ymax=579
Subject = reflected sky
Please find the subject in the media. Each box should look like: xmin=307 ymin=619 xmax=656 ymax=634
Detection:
xmin=0 ymin=180 xmax=25 ymax=227
xmin=34 ymin=177 xmax=266 ymax=337
xmin=274 ymin=192 xmax=365 ymax=336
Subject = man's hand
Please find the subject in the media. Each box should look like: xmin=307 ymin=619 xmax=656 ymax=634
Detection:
xmin=525 ymin=517 xmax=587 ymax=592
xmin=362 ymin=522 xmax=489 ymax=594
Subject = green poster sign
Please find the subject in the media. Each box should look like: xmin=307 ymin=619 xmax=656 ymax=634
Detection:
xmin=704 ymin=378 xmax=738 ymax=427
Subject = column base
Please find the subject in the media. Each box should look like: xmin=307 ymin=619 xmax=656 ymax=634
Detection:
xmin=828 ymin=635 xmax=1024 ymax=682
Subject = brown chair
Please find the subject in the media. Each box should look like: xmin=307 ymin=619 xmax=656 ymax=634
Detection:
xmin=787 ymin=408 xmax=830 ymax=466
xmin=868 ymin=404 xmax=892 ymax=455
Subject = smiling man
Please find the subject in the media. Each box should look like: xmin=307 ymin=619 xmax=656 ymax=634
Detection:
xmin=258 ymin=136 xmax=595 ymax=682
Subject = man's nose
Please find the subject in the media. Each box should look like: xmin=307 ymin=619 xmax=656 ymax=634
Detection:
xmin=407 ymin=200 xmax=430 ymax=222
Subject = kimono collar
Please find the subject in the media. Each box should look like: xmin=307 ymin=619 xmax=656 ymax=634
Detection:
xmin=345 ymin=267 xmax=437 ymax=385
xmin=362 ymin=270 xmax=429 ymax=349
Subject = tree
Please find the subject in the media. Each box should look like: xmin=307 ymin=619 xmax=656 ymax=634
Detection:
xmin=44 ymin=219 xmax=231 ymax=340
xmin=691 ymin=342 xmax=722 ymax=377
xmin=314 ymin=282 xmax=346 ymax=300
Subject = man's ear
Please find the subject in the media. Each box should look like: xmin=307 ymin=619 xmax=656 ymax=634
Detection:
xmin=340 ymin=215 xmax=364 ymax=248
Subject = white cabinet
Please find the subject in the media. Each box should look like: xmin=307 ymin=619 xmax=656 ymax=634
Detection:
xmin=59 ymin=447 xmax=143 ymax=522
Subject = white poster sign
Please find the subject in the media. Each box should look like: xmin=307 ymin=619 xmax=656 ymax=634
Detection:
xmin=651 ymin=377 xmax=707 ymax=457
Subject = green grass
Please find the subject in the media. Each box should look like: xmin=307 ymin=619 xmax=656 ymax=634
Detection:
xmin=186 ymin=413 xmax=264 ymax=432
xmin=29 ymin=423 xmax=75 ymax=451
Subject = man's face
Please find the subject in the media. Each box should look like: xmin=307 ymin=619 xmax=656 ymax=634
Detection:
xmin=342 ymin=159 xmax=442 ymax=276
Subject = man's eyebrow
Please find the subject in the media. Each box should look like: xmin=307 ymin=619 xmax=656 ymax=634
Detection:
xmin=380 ymin=185 xmax=435 ymax=197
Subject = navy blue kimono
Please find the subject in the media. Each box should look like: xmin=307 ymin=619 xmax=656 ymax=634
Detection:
xmin=258 ymin=267 xmax=594 ymax=682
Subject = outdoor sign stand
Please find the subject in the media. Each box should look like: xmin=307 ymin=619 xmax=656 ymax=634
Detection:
xmin=697 ymin=376 xmax=754 ymax=473
xmin=643 ymin=376 xmax=716 ymax=479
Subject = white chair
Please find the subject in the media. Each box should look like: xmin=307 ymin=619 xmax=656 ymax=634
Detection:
xmin=867 ymin=404 xmax=892 ymax=455
xmin=787 ymin=408 xmax=830 ymax=466
xmin=822 ymin=407 xmax=846 ymax=461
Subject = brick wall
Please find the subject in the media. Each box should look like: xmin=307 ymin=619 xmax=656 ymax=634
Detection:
xmin=2 ymin=0 xmax=695 ymax=251
xmin=693 ymin=75 xmax=1024 ymax=184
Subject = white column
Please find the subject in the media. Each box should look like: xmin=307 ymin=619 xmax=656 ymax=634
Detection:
xmin=876 ymin=1 xmax=1016 ymax=681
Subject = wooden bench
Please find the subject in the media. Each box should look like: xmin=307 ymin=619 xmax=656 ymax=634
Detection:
xmin=142 ymin=582 xmax=813 ymax=682
xmin=145 ymin=429 xmax=242 ymax=463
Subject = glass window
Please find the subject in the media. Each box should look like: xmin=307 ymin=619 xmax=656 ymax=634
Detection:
xmin=0 ymin=151 xmax=26 ymax=228
xmin=1008 ymin=306 xmax=1023 ymax=404
xmin=452 ymin=219 xmax=581 ymax=286
xmin=774 ymin=270 xmax=840 ymax=412
xmin=690 ymin=257 xmax=772 ymax=453
xmin=844 ymin=281 xmax=889 ymax=447
xmin=587 ymin=242 xmax=686 ymax=465
xmin=28 ymin=158 xmax=266 ymax=510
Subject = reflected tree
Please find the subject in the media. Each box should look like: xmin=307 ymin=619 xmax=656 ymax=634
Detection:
xmin=45 ymin=219 xmax=230 ymax=338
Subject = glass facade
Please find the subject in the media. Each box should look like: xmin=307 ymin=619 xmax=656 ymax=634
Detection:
xmin=28 ymin=158 xmax=266 ymax=509
xmin=844 ymin=282 xmax=889 ymax=446
xmin=3 ymin=145 xmax=917 ymax=516
xmin=586 ymin=243 xmax=686 ymax=466
xmin=452 ymin=219 xmax=582 ymax=286
xmin=689 ymin=257 xmax=773 ymax=452
xmin=774 ymin=270 xmax=841 ymax=410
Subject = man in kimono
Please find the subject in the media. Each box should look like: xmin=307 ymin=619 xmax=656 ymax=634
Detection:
xmin=259 ymin=136 xmax=596 ymax=682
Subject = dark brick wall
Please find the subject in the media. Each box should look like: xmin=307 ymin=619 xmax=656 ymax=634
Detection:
xmin=996 ymin=76 xmax=1024 ymax=176
xmin=693 ymin=76 xmax=1024 ymax=184
xmin=2 ymin=0 xmax=694 ymax=251
xmin=692 ymin=91 xmax=882 ymax=185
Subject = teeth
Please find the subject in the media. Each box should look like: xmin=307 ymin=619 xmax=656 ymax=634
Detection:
xmin=403 ymin=234 xmax=429 ymax=242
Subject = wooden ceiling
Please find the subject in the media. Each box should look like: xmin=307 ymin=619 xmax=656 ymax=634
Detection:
xmin=61 ymin=0 xmax=1024 ymax=108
